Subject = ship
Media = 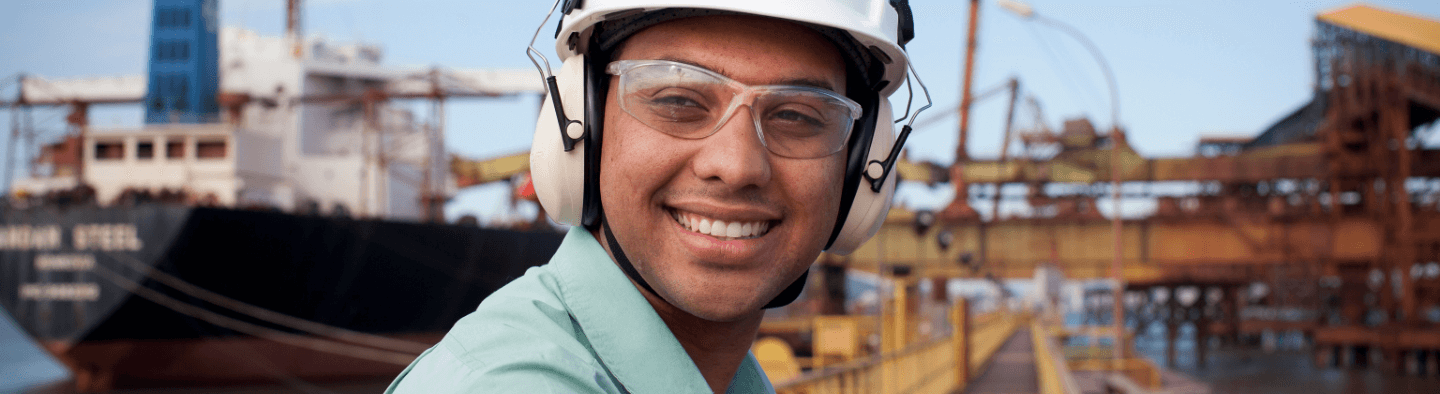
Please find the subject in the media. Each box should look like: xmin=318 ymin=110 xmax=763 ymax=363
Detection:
xmin=0 ymin=0 xmax=564 ymax=391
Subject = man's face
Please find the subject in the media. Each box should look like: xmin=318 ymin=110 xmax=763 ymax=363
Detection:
xmin=600 ymin=15 xmax=849 ymax=322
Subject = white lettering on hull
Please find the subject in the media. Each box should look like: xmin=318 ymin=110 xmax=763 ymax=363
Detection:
xmin=72 ymin=224 xmax=143 ymax=251
xmin=19 ymin=283 xmax=100 ymax=301
xmin=0 ymin=225 xmax=63 ymax=250
xmin=34 ymin=254 xmax=97 ymax=271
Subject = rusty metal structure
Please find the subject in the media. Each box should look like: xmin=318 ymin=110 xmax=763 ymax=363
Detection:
xmin=821 ymin=4 xmax=1440 ymax=375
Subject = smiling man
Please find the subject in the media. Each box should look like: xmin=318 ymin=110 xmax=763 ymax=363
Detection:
xmin=387 ymin=1 xmax=920 ymax=393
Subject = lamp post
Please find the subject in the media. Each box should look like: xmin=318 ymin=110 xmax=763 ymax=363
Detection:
xmin=998 ymin=0 xmax=1127 ymax=362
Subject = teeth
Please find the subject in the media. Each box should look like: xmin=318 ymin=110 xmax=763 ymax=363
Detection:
xmin=697 ymin=218 xmax=711 ymax=234
xmin=672 ymin=210 xmax=772 ymax=239
xmin=710 ymin=220 xmax=729 ymax=237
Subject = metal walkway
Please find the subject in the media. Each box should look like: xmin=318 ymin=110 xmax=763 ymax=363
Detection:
xmin=962 ymin=329 xmax=1038 ymax=394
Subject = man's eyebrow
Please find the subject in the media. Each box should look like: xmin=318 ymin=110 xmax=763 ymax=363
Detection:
xmin=656 ymin=56 xmax=839 ymax=92
xmin=777 ymin=78 xmax=838 ymax=92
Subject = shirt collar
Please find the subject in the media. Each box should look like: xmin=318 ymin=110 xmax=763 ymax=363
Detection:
xmin=549 ymin=227 xmax=715 ymax=393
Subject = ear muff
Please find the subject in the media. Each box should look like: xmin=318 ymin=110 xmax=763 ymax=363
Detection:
xmin=531 ymin=54 xmax=592 ymax=226
xmin=826 ymin=98 xmax=899 ymax=255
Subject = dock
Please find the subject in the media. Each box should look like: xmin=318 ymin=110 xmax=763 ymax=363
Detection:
xmin=962 ymin=329 xmax=1039 ymax=394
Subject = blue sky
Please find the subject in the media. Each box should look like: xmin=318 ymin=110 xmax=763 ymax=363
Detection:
xmin=3 ymin=0 xmax=1439 ymax=221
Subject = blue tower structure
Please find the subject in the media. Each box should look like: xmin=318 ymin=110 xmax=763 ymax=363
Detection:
xmin=144 ymin=0 xmax=220 ymax=124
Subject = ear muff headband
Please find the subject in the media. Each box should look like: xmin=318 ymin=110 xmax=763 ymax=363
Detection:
xmin=580 ymin=52 xmax=606 ymax=229
xmin=826 ymin=88 xmax=880 ymax=250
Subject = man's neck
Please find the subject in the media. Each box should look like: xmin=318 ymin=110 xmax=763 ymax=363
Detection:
xmin=642 ymin=286 xmax=763 ymax=394
xmin=591 ymin=228 xmax=763 ymax=393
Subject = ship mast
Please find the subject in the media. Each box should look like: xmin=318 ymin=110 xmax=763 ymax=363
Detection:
xmin=287 ymin=0 xmax=303 ymax=59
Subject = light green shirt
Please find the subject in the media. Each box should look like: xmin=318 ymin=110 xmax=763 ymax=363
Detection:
xmin=386 ymin=227 xmax=774 ymax=394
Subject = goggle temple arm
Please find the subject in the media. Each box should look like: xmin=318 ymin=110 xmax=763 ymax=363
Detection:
xmin=865 ymin=56 xmax=932 ymax=192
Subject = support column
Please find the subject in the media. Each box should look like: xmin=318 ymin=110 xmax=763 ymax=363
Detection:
xmin=952 ymin=298 xmax=971 ymax=387
xmin=1224 ymin=285 xmax=1242 ymax=347
xmin=1426 ymin=350 xmax=1439 ymax=376
xmin=1165 ymin=287 xmax=1179 ymax=368
xmin=1388 ymin=348 xmax=1406 ymax=374
xmin=1338 ymin=266 xmax=1369 ymax=326
xmin=1135 ymin=287 xmax=1153 ymax=345
xmin=817 ymin=259 xmax=848 ymax=315
xmin=1387 ymin=74 xmax=1416 ymax=324
xmin=886 ymin=280 xmax=909 ymax=354
xmin=1314 ymin=344 xmax=1335 ymax=368
xmin=1196 ymin=287 xmax=1211 ymax=369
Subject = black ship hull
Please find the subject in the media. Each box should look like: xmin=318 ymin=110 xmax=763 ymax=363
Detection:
xmin=0 ymin=204 xmax=563 ymax=390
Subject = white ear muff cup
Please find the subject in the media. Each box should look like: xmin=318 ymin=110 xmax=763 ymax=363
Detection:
xmin=530 ymin=55 xmax=590 ymax=226
xmin=826 ymin=99 xmax=899 ymax=255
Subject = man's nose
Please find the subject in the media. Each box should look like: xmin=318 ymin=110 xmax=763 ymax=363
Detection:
xmin=690 ymin=106 xmax=773 ymax=188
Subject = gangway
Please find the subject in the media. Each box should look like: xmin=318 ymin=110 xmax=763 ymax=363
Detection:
xmin=757 ymin=277 xmax=1201 ymax=393
xmin=962 ymin=328 xmax=1039 ymax=394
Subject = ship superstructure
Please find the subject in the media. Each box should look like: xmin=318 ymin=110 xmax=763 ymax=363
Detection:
xmin=9 ymin=0 xmax=541 ymax=221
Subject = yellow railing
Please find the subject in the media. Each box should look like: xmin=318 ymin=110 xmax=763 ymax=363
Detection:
xmin=774 ymin=335 xmax=953 ymax=394
xmin=1031 ymin=320 xmax=1081 ymax=394
xmin=773 ymin=305 xmax=1020 ymax=394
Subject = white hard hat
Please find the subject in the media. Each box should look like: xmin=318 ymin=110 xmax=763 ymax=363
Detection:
xmin=553 ymin=0 xmax=914 ymax=96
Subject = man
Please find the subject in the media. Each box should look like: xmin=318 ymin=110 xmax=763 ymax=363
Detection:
xmin=387 ymin=0 xmax=920 ymax=392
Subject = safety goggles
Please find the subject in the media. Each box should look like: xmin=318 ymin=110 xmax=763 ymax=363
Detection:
xmin=607 ymin=60 xmax=863 ymax=159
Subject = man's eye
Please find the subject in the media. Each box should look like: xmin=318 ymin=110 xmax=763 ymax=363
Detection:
xmin=649 ymin=95 xmax=705 ymax=109
xmin=643 ymin=93 xmax=711 ymax=123
xmin=768 ymin=108 xmax=827 ymax=129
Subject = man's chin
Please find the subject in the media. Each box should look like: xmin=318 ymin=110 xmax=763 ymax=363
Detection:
xmin=673 ymin=298 xmax=768 ymax=323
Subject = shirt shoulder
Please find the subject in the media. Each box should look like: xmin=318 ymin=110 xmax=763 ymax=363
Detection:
xmin=387 ymin=264 xmax=622 ymax=394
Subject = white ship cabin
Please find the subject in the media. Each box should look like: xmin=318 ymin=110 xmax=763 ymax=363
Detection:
xmin=83 ymin=123 xmax=270 ymax=209
xmin=14 ymin=28 xmax=541 ymax=221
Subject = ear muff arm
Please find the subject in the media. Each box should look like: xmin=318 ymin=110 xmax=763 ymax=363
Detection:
xmin=862 ymin=124 xmax=913 ymax=192
xmin=546 ymin=76 xmax=586 ymax=152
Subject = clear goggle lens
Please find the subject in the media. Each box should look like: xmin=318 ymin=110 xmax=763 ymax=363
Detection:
xmin=607 ymin=60 xmax=862 ymax=159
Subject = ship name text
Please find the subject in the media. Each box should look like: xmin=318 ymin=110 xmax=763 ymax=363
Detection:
xmin=73 ymin=224 xmax=144 ymax=251
xmin=0 ymin=224 xmax=143 ymax=251
xmin=0 ymin=225 xmax=63 ymax=250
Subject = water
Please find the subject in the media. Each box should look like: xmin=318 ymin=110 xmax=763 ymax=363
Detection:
xmin=1 ymin=306 xmax=68 ymax=393
xmin=1124 ymin=321 xmax=1440 ymax=394
xmin=0 ymin=305 xmax=393 ymax=394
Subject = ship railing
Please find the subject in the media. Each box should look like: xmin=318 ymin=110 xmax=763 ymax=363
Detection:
xmin=773 ymin=306 xmax=1021 ymax=394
